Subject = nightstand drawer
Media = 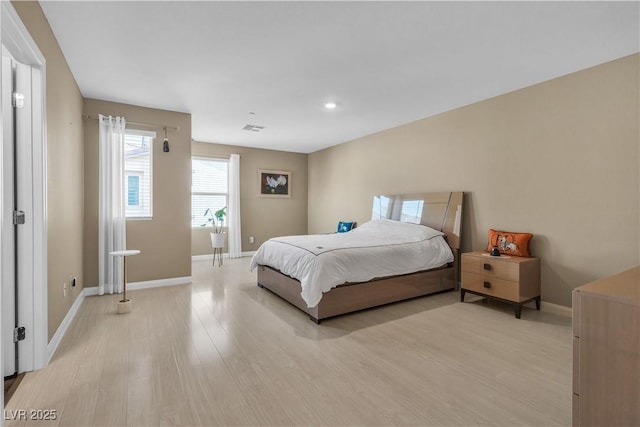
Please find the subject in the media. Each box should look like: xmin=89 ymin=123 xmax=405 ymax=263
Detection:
xmin=461 ymin=254 xmax=520 ymax=282
xmin=461 ymin=272 xmax=519 ymax=301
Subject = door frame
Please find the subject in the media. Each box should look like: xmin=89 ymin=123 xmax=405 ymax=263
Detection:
xmin=1 ymin=1 xmax=47 ymax=375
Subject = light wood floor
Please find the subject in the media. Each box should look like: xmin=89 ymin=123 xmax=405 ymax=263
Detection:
xmin=6 ymin=258 xmax=572 ymax=426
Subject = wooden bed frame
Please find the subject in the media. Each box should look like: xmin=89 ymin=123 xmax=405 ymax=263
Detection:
xmin=257 ymin=192 xmax=464 ymax=323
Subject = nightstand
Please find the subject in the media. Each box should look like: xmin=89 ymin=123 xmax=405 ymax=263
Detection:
xmin=460 ymin=251 xmax=541 ymax=318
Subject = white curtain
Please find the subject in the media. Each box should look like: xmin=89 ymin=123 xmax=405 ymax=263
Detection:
xmin=228 ymin=154 xmax=242 ymax=258
xmin=98 ymin=115 xmax=127 ymax=295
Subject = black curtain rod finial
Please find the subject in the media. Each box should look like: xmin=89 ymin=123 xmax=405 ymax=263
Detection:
xmin=162 ymin=127 xmax=169 ymax=152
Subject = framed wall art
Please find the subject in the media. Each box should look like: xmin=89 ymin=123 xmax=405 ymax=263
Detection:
xmin=258 ymin=169 xmax=291 ymax=198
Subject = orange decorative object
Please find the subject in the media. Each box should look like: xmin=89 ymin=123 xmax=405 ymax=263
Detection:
xmin=486 ymin=229 xmax=533 ymax=257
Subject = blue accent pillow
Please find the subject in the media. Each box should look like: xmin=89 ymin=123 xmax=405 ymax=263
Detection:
xmin=337 ymin=221 xmax=355 ymax=233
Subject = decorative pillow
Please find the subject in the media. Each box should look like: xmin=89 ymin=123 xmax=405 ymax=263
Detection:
xmin=337 ymin=221 xmax=355 ymax=233
xmin=486 ymin=229 xmax=533 ymax=257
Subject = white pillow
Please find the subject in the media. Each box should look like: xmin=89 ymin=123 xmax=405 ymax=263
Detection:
xmin=354 ymin=219 xmax=444 ymax=241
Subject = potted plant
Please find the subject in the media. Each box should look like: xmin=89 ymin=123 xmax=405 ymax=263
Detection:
xmin=202 ymin=207 xmax=227 ymax=248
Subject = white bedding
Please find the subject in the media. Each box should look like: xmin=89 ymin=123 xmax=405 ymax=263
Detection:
xmin=250 ymin=219 xmax=454 ymax=308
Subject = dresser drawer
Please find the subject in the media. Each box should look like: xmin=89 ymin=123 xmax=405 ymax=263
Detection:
xmin=572 ymin=336 xmax=580 ymax=394
xmin=461 ymin=271 xmax=519 ymax=301
xmin=572 ymin=290 xmax=580 ymax=337
xmin=572 ymin=393 xmax=580 ymax=427
xmin=461 ymin=254 xmax=520 ymax=282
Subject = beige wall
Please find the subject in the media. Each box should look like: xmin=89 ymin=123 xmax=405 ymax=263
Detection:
xmin=191 ymin=142 xmax=308 ymax=256
xmin=12 ymin=1 xmax=85 ymax=341
xmin=84 ymin=99 xmax=192 ymax=284
xmin=308 ymin=54 xmax=640 ymax=307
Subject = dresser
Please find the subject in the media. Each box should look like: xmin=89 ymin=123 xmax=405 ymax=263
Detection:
xmin=460 ymin=251 xmax=541 ymax=318
xmin=572 ymin=266 xmax=640 ymax=427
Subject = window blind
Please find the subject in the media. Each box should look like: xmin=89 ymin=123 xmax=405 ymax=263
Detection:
xmin=192 ymin=157 xmax=228 ymax=227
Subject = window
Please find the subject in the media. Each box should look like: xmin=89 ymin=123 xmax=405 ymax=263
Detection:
xmin=125 ymin=129 xmax=154 ymax=218
xmin=127 ymin=174 xmax=141 ymax=206
xmin=192 ymin=157 xmax=228 ymax=227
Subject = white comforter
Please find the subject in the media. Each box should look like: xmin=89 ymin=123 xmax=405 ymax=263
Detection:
xmin=250 ymin=219 xmax=454 ymax=308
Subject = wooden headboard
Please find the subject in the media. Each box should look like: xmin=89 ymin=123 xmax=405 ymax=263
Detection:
xmin=371 ymin=192 xmax=464 ymax=249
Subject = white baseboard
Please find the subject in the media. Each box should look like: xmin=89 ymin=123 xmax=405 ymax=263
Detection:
xmin=192 ymin=254 xmax=214 ymax=262
xmin=46 ymin=288 xmax=87 ymax=363
xmin=192 ymin=251 xmax=255 ymax=262
xmin=84 ymin=286 xmax=99 ymax=296
xmin=128 ymin=276 xmax=191 ymax=291
xmin=84 ymin=276 xmax=192 ymax=295
xmin=540 ymin=301 xmax=572 ymax=317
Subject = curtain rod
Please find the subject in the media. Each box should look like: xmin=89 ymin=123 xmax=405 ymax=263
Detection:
xmin=82 ymin=114 xmax=180 ymax=132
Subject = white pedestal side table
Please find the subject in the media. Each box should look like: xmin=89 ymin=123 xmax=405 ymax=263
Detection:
xmin=109 ymin=249 xmax=140 ymax=314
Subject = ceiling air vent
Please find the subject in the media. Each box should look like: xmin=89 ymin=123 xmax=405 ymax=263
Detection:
xmin=242 ymin=124 xmax=265 ymax=132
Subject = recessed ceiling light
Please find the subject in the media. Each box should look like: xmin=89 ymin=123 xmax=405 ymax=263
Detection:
xmin=324 ymin=102 xmax=337 ymax=109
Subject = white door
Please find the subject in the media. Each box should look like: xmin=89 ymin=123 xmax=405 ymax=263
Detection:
xmin=1 ymin=56 xmax=33 ymax=377
xmin=1 ymin=55 xmax=15 ymax=377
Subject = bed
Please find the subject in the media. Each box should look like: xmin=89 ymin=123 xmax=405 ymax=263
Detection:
xmin=251 ymin=192 xmax=464 ymax=323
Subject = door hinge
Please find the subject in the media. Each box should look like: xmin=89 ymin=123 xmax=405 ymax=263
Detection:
xmin=13 ymin=327 xmax=25 ymax=343
xmin=12 ymin=92 xmax=24 ymax=109
xmin=13 ymin=210 xmax=25 ymax=225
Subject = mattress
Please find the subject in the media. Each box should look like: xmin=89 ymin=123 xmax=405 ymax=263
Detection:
xmin=250 ymin=219 xmax=454 ymax=307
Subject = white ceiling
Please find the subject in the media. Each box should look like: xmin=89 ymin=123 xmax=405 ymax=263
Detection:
xmin=39 ymin=1 xmax=639 ymax=154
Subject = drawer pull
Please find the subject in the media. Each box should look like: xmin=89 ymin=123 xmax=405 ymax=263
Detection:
xmin=483 ymin=281 xmax=491 ymax=289
xmin=483 ymin=263 xmax=492 ymax=271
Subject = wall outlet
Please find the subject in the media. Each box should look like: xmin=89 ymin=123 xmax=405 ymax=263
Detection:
xmin=71 ymin=276 xmax=77 ymax=287
xmin=249 ymin=236 xmax=255 ymax=244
